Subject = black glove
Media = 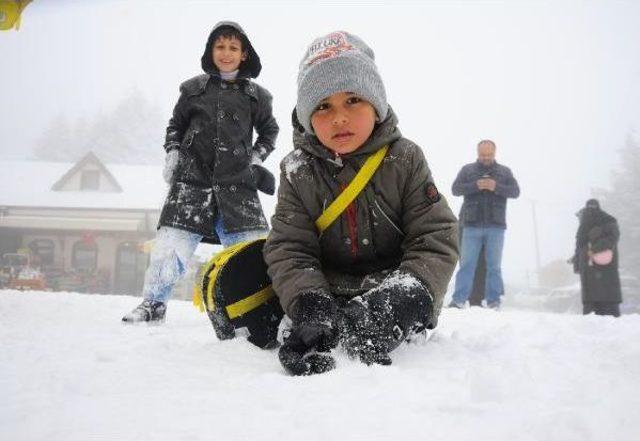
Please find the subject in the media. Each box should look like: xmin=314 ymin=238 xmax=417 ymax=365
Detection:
xmin=380 ymin=269 xmax=434 ymax=333
xmin=279 ymin=290 xmax=338 ymax=376
xmin=338 ymin=270 xmax=433 ymax=366
xmin=338 ymin=299 xmax=393 ymax=366
xmin=251 ymin=164 xmax=276 ymax=195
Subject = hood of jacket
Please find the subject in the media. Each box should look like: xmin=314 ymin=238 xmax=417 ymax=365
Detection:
xmin=201 ymin=21 xmax=262 ymax=78
xmin=291 ymin=105 xmax=402 ymax=163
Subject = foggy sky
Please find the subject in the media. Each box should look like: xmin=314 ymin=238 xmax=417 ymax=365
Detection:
xmin=1 ymin=0 xmax=639 ymax=284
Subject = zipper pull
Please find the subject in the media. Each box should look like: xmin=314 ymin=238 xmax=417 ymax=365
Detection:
xmin=330 ymin=151 xmax=343 ymax=167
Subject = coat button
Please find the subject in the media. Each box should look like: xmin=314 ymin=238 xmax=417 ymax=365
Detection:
xmin=221 ymin=83 xmax=227 ymax=89
xmin=218 ymin=110 xmax=225 ymax=119
xmin=362 ymin=238 xmax=370 ymax=245
xmin=230 ymin=185 xmax=237 ymax=192
xmin=213 ymin=185 xmax=220 ymax=191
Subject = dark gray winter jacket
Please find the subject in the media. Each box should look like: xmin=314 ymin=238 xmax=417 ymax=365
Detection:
xmin=263 ymin=108 xmax=459 ymax=327
xmin=158 ymin=21 xmax=279 ymax=242
xmin=452 ymin=161 xmax=520 ymax=228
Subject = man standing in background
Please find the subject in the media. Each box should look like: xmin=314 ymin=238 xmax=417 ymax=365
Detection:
xmin=449 ymin=140 xmax=520 ymax=309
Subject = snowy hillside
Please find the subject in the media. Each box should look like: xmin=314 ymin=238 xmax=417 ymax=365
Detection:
xmin=1 ymin=290 xmax=639 ymax=441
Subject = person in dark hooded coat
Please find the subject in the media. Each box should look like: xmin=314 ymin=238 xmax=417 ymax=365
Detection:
xmin=572 ymin=199 xmax=622 ymax=317
xmin=122 ymin=21 xmax=279 ymax=323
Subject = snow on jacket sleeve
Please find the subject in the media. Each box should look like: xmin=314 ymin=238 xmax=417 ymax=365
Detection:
xmin=398 ymin=146 xmax=459 ymax=317
xmin=263 ymin=162 xmax=331 ymax=316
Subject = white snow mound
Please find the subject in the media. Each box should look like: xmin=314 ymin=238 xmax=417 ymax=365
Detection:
xmin=1 ymin=290 xmax=639 ymax=441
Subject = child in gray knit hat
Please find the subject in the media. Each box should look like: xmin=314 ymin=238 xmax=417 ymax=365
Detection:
xmin=264 ymin=31 xmax=459 ymax=375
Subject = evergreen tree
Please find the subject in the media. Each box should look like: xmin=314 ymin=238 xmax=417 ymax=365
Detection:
xmin=33 ymin=115 xmax=81 ymax=162
xmin=601 ymin=134 xmax=640 ymax=281
xmin=33 ymin=90 xmax=165 ymax=164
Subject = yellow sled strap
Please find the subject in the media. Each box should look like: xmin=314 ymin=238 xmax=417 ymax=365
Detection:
xmin=225 ymin=285 xmax=276 ymax=319
xmin=193 ymin=146 xmax=388 ymax=312
xmin=315 ymin=145 xmax=389 ymax=233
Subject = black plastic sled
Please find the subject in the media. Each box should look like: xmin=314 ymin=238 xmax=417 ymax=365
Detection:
xmin=194 ymin=239 xmax=284 ymax=349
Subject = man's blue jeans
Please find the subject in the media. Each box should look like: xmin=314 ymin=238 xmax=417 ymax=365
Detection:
xmin=143 ymin=218 xmax=268 ymax=304
xmin=452 ymin=226 xmax=505 ymax=305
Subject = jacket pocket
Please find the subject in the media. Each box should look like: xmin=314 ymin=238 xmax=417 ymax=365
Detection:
xmin=374 ymin=199 xmax=404 ymax=237
xmin=463 ymin=201 xmax=479 ymax=223
xmin=181 ymin=130 xmax=197 ymax=150
xmin=491 ymin=202 xmax=506 ymax=224
xmin=242 ymin=139 xmax=253 ymax=160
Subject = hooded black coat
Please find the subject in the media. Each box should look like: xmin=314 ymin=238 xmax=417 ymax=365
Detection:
xmin=158 ymin=21 xmax=279 ymax=242
xmin=574 ymin=207 xmax=622 ymax=304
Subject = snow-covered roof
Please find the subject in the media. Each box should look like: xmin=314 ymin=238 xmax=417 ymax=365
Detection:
xmin=0 ymin=158 xmax=166 ymax=210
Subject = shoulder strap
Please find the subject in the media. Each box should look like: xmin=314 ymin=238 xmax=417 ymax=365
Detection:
xmin=315 ymin=145 xmax=389 ymax=233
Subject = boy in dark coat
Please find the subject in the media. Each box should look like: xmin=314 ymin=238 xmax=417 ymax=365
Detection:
xmin=573 ymin=199 xmax=622 ymax=317
xmin=263 ymin=31 xmax=458 ymax=375
xmin=122 ymin=21 xmax=279 ymax=323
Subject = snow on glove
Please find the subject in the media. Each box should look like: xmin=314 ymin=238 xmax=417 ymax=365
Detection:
xmin=279 ymin=290 xmax=338 ymax=376
xmin=338 ymin=270 xmax=434 ymax=366
xmin=279 ymin=327 xmax=336 ymax=376
xmin=338 ymin=298 xmax=395 ymax=366
xmin=162 ymin=149 xmax=181 ymax=184
xmin=376 ymin=270 xmax=434 ymax=333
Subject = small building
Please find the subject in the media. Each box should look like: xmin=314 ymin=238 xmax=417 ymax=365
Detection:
xmin=0 ymin=152 xmax=167 ymax=295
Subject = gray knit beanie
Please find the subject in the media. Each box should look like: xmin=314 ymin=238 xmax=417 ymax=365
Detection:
xmin=296 ymin=31 xmax=388 ymax=134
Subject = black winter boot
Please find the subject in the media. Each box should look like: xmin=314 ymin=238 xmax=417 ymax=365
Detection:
xmin=122 ymin=299 xmax=167 ymax=323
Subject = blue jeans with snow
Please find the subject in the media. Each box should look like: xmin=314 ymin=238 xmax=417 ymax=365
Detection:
xmin=452 ymin=226 xmax=505 ymax=306
xmin=143 ymin=218 xmax=268 ymax=304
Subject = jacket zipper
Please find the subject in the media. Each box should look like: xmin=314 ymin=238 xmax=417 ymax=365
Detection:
xmin=340 ymin=182 xmax=359 ymax=256
xmin=374 ymin=200 xmax=405 ymax=237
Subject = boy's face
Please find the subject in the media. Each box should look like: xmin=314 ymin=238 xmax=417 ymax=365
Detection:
xmin=311 ymin=92 xmax=377 ymax=155
xmin=212 ymin=36 xmax=246 ymax=73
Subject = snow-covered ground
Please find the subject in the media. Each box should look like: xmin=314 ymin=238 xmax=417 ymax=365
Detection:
xmin=1 ymin=290 xmax=639 ymax=441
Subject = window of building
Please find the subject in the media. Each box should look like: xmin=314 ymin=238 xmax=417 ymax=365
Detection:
xmin=28 ymin=239 xmax=55 ymax=266
xmin=114 ymin=242 xmax=147 ymax=294
xmin=80 ymin=170 xmax=100 ymax=191
xmin=72 ymin=240 xmax=98 ymax=271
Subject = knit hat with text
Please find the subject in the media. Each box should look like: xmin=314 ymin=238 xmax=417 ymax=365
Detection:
xmin=296 ymin=31 xmax=388 ymax=134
